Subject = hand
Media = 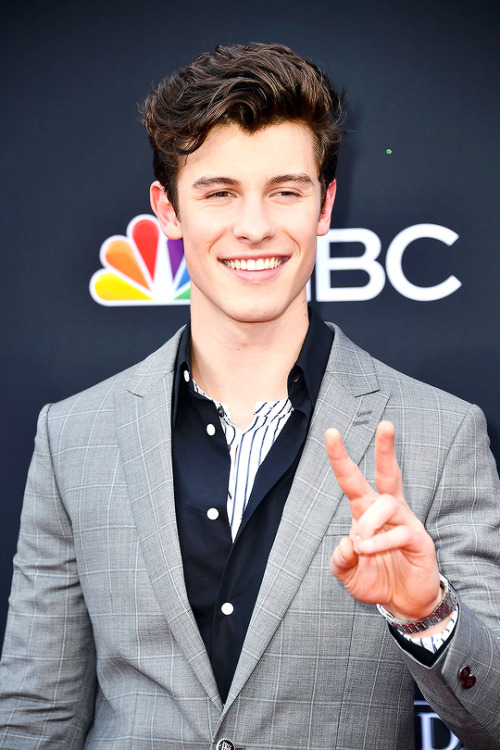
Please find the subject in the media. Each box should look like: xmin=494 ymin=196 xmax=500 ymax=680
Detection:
xmin=325 ymin=421 xmax=442 ymax=621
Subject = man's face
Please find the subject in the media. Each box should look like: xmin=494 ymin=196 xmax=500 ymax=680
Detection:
xmin=151 ymin=121 xmax=336 ymax=327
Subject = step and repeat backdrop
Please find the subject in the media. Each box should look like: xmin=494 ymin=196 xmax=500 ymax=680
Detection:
xmin=1 ymin=1 xmax=499 ymax=747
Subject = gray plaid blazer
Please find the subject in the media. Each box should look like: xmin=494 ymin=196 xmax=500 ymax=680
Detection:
xmin=1 ymin=324 xmax=499 ymax=749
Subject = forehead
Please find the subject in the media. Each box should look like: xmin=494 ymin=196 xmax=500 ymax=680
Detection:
xmin=177 ymin=121 xmax=320 ymax=183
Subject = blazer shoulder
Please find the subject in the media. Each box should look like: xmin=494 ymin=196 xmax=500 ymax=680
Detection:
xmin=326 ymin=322 xmax=477 ymax=420
xmin=374 ymin=355 xmax=473 ymax=415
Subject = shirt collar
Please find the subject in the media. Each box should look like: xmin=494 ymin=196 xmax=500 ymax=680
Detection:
xmin=286 ymin=306 xmax=334 ymax=414
xmin=172 ymin=323 xmax=193 ymax=425
xmin=172 ymin=307 xmax=334 ymax=425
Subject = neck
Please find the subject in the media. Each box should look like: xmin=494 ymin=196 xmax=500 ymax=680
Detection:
xmin=189 ymin=298 xmax=309 ymax=429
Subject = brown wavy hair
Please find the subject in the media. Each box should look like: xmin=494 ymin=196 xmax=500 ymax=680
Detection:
xmin=141 ymin=43 xmax=346 ymax=213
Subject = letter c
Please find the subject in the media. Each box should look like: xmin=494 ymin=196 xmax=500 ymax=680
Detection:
xmin=385 ymin=224 xmax=461 ymax=301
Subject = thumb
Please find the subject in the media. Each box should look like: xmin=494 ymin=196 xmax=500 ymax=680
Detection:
xmin=330 ymin=536 xmax=357 ymax=579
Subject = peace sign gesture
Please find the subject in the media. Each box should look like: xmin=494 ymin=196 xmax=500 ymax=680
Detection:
xmin=325 ymin=421 xmax=443 ymax=624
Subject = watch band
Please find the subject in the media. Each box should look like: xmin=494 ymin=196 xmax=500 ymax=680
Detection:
xmin=376 ymin=575 xmax=458 ymax=635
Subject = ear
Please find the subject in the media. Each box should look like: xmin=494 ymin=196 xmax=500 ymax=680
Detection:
xmin=317 ymin=180 xmax=337 ymax=236
xmin=150 ymin=181 xmax=183 ymax=239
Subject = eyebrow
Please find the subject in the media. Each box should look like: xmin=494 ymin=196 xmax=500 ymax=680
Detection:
xmin=191 ymin=173 xmax=314 ymax=190
xmin=268 ymin=173 xmax=314 ymax=187
xmin=191 ymin=177 xmax=240 ymax=190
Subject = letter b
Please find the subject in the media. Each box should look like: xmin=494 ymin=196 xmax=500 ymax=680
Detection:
xmin=315 ymin=228 xmax=386 ymax=301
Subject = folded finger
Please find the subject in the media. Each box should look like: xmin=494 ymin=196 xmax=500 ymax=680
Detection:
xmin=355 ymin=494 xmax=422 ymax=541
xmin=354 ymin=524 xmax=424 ymax=556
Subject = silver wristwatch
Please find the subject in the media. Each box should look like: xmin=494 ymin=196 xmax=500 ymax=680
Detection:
xmin=376 ymin=575 xmax=458 ymax=635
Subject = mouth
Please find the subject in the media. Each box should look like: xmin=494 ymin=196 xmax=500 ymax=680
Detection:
xmin=221 ymin=256 xmax=287 ymax=271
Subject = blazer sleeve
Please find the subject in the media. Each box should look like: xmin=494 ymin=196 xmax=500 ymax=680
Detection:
xmin=395 ymin=403 xmax=500 ymax=749
xmin=0 ymin=405 xmax=96 ymax=749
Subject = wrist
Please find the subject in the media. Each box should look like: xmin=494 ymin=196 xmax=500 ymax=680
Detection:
xmin=388 ymin=587 xmax=443 ymax=623
xmin=377 ymin=575 xmax=458 ymax=635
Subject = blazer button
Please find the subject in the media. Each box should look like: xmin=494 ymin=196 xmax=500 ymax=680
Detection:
xmin=216 ymin=740 xmax=235 ymax=750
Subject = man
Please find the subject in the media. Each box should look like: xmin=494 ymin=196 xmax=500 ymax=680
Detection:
xmin=0 ymin=42 xmax=499 ymax=749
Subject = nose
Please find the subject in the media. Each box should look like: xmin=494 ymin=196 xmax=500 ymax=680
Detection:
xmin=232 ymin=197 xmax=276 ymax=244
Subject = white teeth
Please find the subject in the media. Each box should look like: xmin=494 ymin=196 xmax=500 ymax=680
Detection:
xmin=223 ymin=256 xmax=285 ymax=270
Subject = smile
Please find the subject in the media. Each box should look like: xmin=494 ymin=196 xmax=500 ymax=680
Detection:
xmin=221 ymin=257 xmax=287 ymax=271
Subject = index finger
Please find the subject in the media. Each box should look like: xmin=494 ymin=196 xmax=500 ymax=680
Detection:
xmin=325 ymin=428 xmax=377 ymax=517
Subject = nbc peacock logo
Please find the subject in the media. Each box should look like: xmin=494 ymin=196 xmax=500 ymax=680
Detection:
xmin=90 ymin=215 xmax=190 ymax=305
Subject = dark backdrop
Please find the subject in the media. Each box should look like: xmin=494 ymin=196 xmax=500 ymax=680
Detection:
xmin=1 ymin=2 xmax=499 ymax=747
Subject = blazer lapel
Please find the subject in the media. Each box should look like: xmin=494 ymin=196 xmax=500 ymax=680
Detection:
xmin=115 ymin=331 xmax=222 ymax=708
xmin=224 ymin=325 xmax=390 ymax=709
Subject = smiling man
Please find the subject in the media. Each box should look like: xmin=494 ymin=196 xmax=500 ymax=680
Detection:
xmin=150 ymin=120 xmax=336 ymax=430
xmin=1 ymin=43 xmax=499 ymax=750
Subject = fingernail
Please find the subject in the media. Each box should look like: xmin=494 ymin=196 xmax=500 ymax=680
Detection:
xmin=353 ymin=535 xmax=361 ymax=553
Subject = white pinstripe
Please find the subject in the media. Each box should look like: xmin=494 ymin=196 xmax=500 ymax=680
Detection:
xmin=193 ymin=382 xmax=293 ymax=540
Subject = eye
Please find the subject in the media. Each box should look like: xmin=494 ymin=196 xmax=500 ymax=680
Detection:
xmin=206 ymin=190 xmax=234 ymax=199
xmin=273 ymin=189 xmax=300 ymax=199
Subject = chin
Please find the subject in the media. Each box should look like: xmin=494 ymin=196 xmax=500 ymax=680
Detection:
xmin=223 ymin=300 xmax=299 ymax=326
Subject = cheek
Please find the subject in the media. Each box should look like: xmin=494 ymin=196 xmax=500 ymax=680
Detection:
xmin=296 ymin=228 xmax=321 ymax=262
xmin=284 ymin=209 xmax=321 ymax=241
xmin=182 ymin=215 xmax=225 ymax=250
xmin=181 ymin=239 xmax=218 ymax=285
xmin=179 ymin=241 xmax=201 ymax=278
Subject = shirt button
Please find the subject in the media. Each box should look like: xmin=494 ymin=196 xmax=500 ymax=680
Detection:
xmin=206 ymin=423 xmax=216 ymax=436
xmin=183 ymin=369 xmax=190 ymax=382
xmin=207 ymin=508 xmax=219 ymax=520
xmin=221 ymin=602 xmax=234 ymax=616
